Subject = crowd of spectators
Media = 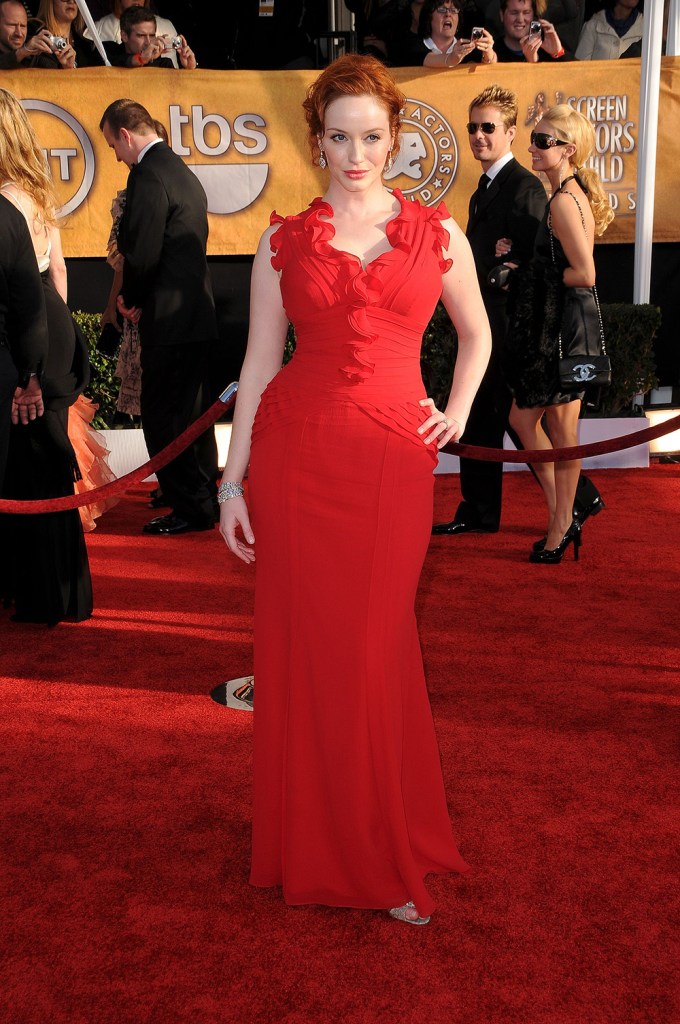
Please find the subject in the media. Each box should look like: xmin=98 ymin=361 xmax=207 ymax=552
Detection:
xmin=348 ymin=1 xmax=648 ymax=67
xmin=0 ymin=2 xmax=661 ymax=71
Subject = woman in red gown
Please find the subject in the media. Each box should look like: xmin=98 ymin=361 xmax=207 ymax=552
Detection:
xmin=219 ymin=55 xmax=491 ymax=924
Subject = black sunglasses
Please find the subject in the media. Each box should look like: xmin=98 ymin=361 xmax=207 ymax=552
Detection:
xmin=466 ymin=122 xmax=504 ymax=135
xmin=530 ymin=131 xmax=568 ymax=150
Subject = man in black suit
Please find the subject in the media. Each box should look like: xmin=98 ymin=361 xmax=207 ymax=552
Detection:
xmin=433 ymin=83 xmax=603 ymax=536
xmin=0 ymin=194 xmax=48 ymax=489
xmin=100 ymin=98 xmax=218 ymax=534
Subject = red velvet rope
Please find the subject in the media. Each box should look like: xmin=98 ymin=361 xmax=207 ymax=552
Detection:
xmin=0 ymin=385 xmax=238 ymax=515
xmin=0 ymin=393 xmax=677 ymax=514
xmin=444 ymin=411 xmax=680 ymax=463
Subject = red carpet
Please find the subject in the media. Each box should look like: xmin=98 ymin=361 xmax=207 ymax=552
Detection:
xmin=2 ymin=467 xmax=679 ymax=1024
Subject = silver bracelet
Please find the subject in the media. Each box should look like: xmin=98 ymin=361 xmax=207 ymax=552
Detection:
xmin=217 ymin=481 xmax=244 ymax=504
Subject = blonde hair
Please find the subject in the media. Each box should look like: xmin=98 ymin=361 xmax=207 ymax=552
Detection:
xmin=35 ymin=0 xmax=86 ymax=37
xmin=540 ymin=104 xmax=614 ymax=237
xmin=0 ymin=88 xmax=57 ymax=224
xmin=469 ymin=83 xmax=518 ymax=130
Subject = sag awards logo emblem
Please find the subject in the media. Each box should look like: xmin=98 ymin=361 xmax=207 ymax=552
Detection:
xmin=385 ymin=98 xmax=458 ymax=205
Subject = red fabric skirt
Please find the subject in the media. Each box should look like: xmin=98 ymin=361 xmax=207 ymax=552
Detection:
xmin=248 ymin=402 xmax=469 ymax=918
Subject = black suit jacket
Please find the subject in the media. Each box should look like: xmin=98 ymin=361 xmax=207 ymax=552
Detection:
xmin=119 ymin=141 xmax=217 ymax=346
xmin=466 ymin=157 xmax=546 ymax=328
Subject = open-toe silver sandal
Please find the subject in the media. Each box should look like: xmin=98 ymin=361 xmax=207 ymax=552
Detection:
xmin=389 ymin=901 xmax=430 ymax=926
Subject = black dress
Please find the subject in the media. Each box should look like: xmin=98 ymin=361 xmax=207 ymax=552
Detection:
xmin=1 ymin=274 xmax=92 ymax=625
xmin=505 ymin=184 xmax=599 ymax=408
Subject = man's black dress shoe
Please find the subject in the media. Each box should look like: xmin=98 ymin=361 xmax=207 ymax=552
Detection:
xmin=143 ymin=514 xmax=214 ymax=535
xmin=431 ymin=520 xmax=498 ymax=536
xmin=574 ymin=495 xmax=605 ymax=525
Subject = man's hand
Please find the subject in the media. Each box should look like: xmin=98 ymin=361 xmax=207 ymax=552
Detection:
xmin=176 ymin=35 xmax=197 ymax=69
xmin=116 ymin=294 xmax=141 ymax=324
xmin=12 ymin=376 xmax=44 ymax=425
xmin=538 ymin=20 xmax=563 ymax=57
xmin=135 ymin=36 xmax=164 ymax=65
xmin=16 ymin=28 xmax=53 ymax=60
xmin=520 ymin=31 xmax=543 ymax=62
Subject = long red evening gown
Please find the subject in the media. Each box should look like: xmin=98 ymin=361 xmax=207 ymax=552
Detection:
xmin=247 ymin=189 xmax=470 ymax=918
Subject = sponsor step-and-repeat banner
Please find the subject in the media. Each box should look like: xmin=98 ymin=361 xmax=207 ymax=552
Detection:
xmin=2 ymin=61 xmax=679 ymax=257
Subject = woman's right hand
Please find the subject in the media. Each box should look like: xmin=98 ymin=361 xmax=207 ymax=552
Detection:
xmin=219 ymin=496 xmax=255 ymax=564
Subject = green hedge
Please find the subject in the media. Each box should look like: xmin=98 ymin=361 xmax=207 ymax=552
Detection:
xmin=73 ymin=311 xmax=120 ymax=430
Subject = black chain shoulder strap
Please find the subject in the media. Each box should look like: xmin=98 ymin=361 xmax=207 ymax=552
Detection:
xmin=548 ymin=187 xmax=606 ymax=359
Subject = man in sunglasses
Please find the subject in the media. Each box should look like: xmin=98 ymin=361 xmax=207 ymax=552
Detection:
xmin=433 ymin=83 xmax=603 ymax=537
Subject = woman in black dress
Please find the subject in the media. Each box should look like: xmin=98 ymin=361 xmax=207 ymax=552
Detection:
xmin=505 ymin=105 xmax=613 ymax=563
xmin=0 ymin=87 xmax=92 ymax=624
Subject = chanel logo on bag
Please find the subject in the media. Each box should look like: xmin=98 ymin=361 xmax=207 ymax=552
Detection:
xmin=571 ymin=363 xmax=599 ymax=382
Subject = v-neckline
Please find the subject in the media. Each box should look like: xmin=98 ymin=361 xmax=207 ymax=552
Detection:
xmin=315 ymin=190 xmax=406 ymax=273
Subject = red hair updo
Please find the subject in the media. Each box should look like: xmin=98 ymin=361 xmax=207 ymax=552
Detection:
xmin=302 ymin=54 xmax=405 ymax=165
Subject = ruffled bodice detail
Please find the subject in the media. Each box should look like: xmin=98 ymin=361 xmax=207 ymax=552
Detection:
xmin=257 ymin=190 xmax=453 ymax=458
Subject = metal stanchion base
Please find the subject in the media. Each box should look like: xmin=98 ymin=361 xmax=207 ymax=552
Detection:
xmin=210 ymin=675 xmax=254 ymax=711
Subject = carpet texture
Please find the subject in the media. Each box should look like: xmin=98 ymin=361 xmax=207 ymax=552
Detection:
xmin=1 ymin=467 xmax=679 ymax=1024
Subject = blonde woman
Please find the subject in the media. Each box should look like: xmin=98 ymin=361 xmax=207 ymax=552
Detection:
xmin=32 ymin=0 xmax=103 ymax=66
xmin=505 ymin=104 xmax=614 ymax=563
xmin=0 ymin=87 xmax=92 ymax=623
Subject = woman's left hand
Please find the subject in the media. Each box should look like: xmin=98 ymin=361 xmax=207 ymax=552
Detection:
xmin=418 ymin=398 xmax=464 ymax=449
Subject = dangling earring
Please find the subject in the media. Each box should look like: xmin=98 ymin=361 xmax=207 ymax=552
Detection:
xmin=385 ymin=149 xmax=394 ymax=173
xmin=319 ymin=149 xmax=326 ymax=170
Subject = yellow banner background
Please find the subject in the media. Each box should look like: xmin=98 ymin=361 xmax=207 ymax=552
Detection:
xmin=2 ymin=60 xmax=679 ymax=257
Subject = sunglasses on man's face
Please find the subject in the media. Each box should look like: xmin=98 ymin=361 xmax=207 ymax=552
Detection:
xmin=530 ymin=131 xmax=568 ymax=150
xmin=467 ymin=122 xmax=504 ymax=135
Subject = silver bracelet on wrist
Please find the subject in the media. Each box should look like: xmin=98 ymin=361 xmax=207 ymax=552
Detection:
xmin=217 ymin=481 xmax=244 ymax=504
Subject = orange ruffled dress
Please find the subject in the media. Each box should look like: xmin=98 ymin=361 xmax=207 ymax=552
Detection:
xmin=68 ymin=395 xmax=118 ymax=532
xmin=248 ymin=191 xmax=470 ymax=918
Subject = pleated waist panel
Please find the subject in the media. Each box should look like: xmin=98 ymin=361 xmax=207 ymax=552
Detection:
xmin=252 ymin=309 xmax=437 ymax=462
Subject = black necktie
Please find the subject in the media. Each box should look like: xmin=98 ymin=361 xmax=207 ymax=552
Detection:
xmin=474 ymin=173 xmax=490 ymax=214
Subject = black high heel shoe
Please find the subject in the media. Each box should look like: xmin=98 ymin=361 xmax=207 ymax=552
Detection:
xmin=529 ymin=521 xmax=582 ymax=563
xmin=532 ymin=536 xmax=547 ymax=553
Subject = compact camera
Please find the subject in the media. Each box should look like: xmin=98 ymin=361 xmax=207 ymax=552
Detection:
xmin=471 ymin=26 xmax=483 ymax=41
xmin=48 ymin=34 xmax=67 ymax=51
xmin=529 ymin=19 xmax=542 ymax=36
xmin=170 ymin=35 xmax=182 ymax=49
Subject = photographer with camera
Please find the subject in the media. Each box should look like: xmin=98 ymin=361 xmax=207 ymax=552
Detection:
xmin=103 ymin=6 xmax=196 ymax=68
xmin=31 ymin=0 xmax=103 ymax=67
xmin=0 ymin=0 xmax=58 ymax=68
xmin=94 ymin=1 xmax=182 ymax=68
xmin=494 ymin=0 xmax=566 ymax=61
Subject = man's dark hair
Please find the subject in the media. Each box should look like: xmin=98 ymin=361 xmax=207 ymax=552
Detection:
xmin=120 ymin=6 xmax=157 ymax=36
xmin=99 ymin=98 xmax=157 ymax=135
